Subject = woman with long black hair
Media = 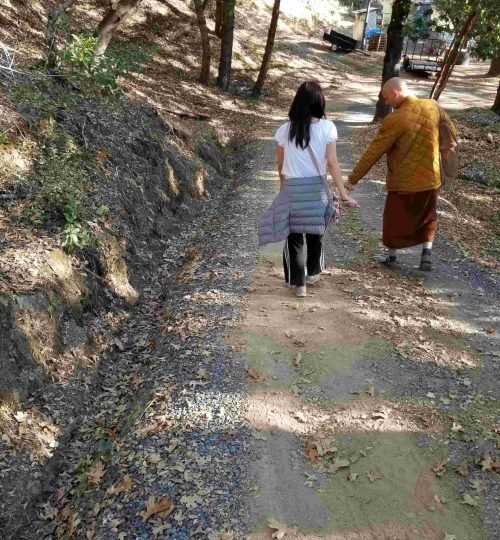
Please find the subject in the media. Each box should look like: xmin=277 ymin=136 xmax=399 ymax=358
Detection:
xmin=259 ymin=81 xmax=358 ymax=297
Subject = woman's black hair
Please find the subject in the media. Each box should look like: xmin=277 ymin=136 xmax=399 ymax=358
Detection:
xmin=288 ymin=81 xmax=326 ymax=149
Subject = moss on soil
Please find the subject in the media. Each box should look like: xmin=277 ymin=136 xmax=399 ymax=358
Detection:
xmin=241 ymin=331 xmax=392 ymax=389
xmin=314 ymin=433 xmax=489 ymax=539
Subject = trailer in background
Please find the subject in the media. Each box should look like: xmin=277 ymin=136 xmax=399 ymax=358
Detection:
xmin=323 ymin=29 xmax=358 ymax=52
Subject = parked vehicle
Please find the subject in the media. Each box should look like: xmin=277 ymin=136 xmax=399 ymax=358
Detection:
xmin=323 ymin=29 xmax=358 ymax=52
xmin=402 ymin=37 xmax=445 ymax=74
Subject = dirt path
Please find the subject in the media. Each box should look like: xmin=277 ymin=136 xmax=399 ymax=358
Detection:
xmin=13 ymin=42 xmax=498 ymax=540
xmin=238 ymin=47 xmax=499 ymax=540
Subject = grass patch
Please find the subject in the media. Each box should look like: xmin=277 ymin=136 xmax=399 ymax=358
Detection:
xmin=313 ymin=433 xmax=489 ymax=539
xmin=451 ymin=394 xmax=500 ymax=442
xmin=240 ymin=331 xmax=392 ymax=389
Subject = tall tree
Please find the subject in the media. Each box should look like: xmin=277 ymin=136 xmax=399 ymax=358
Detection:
xmin=373 ymin=0 xmax=412 ymax=121
xmin=486 ymin=57 xmax=500 ymax=77
xmin=193 ymin=0 xmax=211 ymax=84
xmin=252 ymin=0 xmax=280 ymax=97
xmin=429 ymin=11 xmax=477 ymax=100
xmin=216 ymin=0 xmax=235 ymax=91
xmin=493 ymin=80 xmax=500 ymax=114
xmin=46 ymin=0 xmax=79 ymax=68
xmin=94 ymin=0 xmax=142 ymax=57
xmin=215 ymin=0 xmax=224 ymax=38
xmin=431 ymin=0 xmax=499 ymax=100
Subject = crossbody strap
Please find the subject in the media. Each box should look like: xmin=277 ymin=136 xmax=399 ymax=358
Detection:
xmin=306 ymin=145 xmax=324 ymax=178
xmin=306 ymin=145 xmax=338 ymax=203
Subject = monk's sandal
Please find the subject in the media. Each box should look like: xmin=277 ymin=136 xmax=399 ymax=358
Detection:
xmin=419 ymin=249 xmax=432 ymax=272
xmin=381 ymin=255 xmax=398 ymax=268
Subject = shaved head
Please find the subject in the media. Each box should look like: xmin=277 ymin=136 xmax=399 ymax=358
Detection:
xmin=382 ymin=77 xmax=410 ymax=108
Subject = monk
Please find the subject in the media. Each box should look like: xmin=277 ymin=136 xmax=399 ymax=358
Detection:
xmin=345 ymin=77 xmax=456 ymax=271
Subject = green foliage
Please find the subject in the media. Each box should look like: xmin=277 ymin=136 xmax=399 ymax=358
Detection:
xmin=59 ymin=34 xmax=158 ymax=96
xmin=434 ymin=0 xmax=500 ymax=60
xmin=18 ymin=127 xmax=95 ymax=227
xmin=96 ymin=204 xmax=110 ymax=217
xmin=403 ymin=6 xmax=433 ymax=40
xmin=61 ymin=199 xmax=92 ymax=251
xmin=8 ymin=82 xmax=59 ymax=119
xmin=0 ymin=131 xmax=11 ymax=145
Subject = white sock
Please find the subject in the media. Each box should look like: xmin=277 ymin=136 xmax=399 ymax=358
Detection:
xmin=422 ymin=242 xmax=433 ymax=250
xmin=388 ymin=249 xmax=397 ymax=258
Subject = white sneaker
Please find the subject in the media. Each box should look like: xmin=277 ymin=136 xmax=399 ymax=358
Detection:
xmin=305 ymin=274 xmax=320 ymax=285
xmin=295 ymin=286 xmax=307 ymax=297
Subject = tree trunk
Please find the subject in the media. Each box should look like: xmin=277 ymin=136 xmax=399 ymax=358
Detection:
xmin=194 ymin=0 xmax=211 ymax=84
xmin=216 ymin=0 xmax=235 ymax=91
xmin=46 ymin=0 xmax=79 ymax=68
xmin=486 ymin=56 xmax=500 ymax=77
xmin=373 ymin=0 xmax=412 ymax=121
xmin=429 ymin=12 xmax=477 ymax=101
xmin=493 ymin=80 xmax=500 ymax=115
xmin=252 ymin=0 xmax=280 ymax=97
xmin=95 ymin=0 xmax=142 ymax=57
xmin=215 ymin=0 xmax=223 ymax=38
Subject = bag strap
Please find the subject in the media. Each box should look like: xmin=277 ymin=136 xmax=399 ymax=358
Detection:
xmin=306 ymin=145 xmax=324 ymax=178
xmin=306 ymin=145 xmax=338 ymax=203
xmin=436 ymin=102 xmax=445 ymax=122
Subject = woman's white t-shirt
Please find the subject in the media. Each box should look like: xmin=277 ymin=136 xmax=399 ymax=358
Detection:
xmin=275 ymin=119 xmax=338 ymax=178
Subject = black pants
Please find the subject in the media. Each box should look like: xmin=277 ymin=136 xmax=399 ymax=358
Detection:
xmin=283 ymin=233 xmax=324 ymax=286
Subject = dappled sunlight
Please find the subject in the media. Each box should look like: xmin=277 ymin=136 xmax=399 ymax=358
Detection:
xmin=245 ymin=388 xmax=441 ymax=435
xmin=0 ymin=396 xmax=60 ymax=463
xmin=334 ymin=111 xmax=374 ymax=123
xmin=239 ymin=260 xmax=480 ymax=369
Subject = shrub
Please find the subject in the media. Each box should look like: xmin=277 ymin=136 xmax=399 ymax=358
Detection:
xmin=59 ymin=34 xmax=158 ymax=96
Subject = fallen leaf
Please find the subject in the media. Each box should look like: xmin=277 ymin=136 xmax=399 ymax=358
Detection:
xmin=180 ymin=494 xmax=201 ymax=508
xmin=456 ymin=461 xmax=469 ymax=476
xmin=366 ymin=384 xmax=375 ymax=397
xmin=86 ymin=461 xmax=105 ymax=484
xmin=14 ymin=411 xmax=28 ymax=423
xmin=305 ymin=439 xmax=319 ymax=464
xmin=451 ymin=422 xmax=464 ymax=433
xmin=367 ymin=470 xmax=383 ymax=482
xmin=268 ymin=518 xmax=296 ymax=539
xmin=330 ymin=459 xmax=350 ymax=472
xmin=292 ymin=411 xmax=307 ymax=423
xmin=444 ymin=534 xmax=457 ymax=540
xmin=371 ymin=408 xmax=388 ymax=420
xmin=140 ymin=495 xmax=173 ymax=521
xmin=293 ymin=352 xmax=302 ymax=367
xmin=432 ymin=458 xmax=449 ymax=476
xmin=245 ymin=367 xmax=267 ymax=383
xmin=461 ymin=493 xmax=478 ymax=506
xmin=152 ymin=523 xmax=169 ymax=537
xmin=478 ymin=453 xmax=500 ymax=472
xmin=484 ymin=326 xmax=496 ymax=335
xmin=219 ymin=533 xmax=235 ymax=540
xmin=348 ymin=472 xmax=358 ymax=481
xmin=113 ymin=337 xmax=125 ymax=351
xmin=470 ymin=479 xmax=486 ymax=492
xmin=106 ymin=474 xmax=132 ymax=497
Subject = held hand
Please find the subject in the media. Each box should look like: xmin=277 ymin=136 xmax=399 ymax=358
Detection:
xmin=344 ymin=180 xmax=355 ymax=191
xmin=342 ymin=195 xmax=359 ymax=208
